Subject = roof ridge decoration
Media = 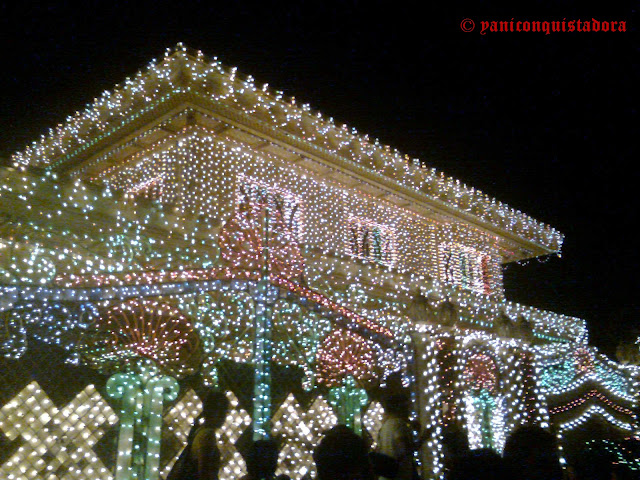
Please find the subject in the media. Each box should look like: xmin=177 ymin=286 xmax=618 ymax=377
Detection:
xmin=10 ymin=43 xmax=564 ymax=253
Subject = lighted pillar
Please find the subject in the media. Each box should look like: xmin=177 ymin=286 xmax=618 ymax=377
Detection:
xmin=634 ymin=364 xmax=640 ymax=437
xmin=252 ymin=276 xmax=274 ymax=440
xmin=252 ymin=201 xmax=274 ymax=440
xmin=143 ymin=375 xmax=180 ymax=479
xmin=106 ymin=366 xmax=180 ymax=480
xmin=477 ymin=391 xmax=495 ymax=450
xmin=107 ymin=372 xmax=144 ymax=480
xmin=402 ymin=333 xmax=423 ymax=473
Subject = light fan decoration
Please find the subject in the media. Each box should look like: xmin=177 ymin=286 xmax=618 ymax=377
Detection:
xmin=316 ymin=328 xmax=380 ymax=388
xmin=79 ymin=298 xmax=202 ymax=378
xmin=464 ymin=353 xmax=499 ymax=394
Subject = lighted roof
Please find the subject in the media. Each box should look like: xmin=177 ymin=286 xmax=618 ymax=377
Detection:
xmin=10 ymin=44 xmax=564 ymax=255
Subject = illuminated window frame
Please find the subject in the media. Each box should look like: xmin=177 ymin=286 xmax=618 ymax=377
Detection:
xmin=346 ymin=215 xmax=396 ymax=267
xmin=236 ymin=175 xmax=304 ymax=243
xmin=439 ymin=243 xmax=492 ymax=294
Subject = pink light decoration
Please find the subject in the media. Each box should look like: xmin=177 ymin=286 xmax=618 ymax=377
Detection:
xmin=549 ymin=389 xmax=634 ymax=416
xmin=218 ymin=197 xmax=304 ymax=280
xmin=574 ymin=347 xmax=595 ymax=373
xmin=79 ymin=298 xmax=201 ymax=377
xmin=316 ymin=329 xmax=380 ymax=387
xmin=464 ymin=353 xmax=499 ymax=394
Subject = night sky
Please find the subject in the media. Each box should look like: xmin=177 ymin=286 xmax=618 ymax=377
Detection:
xmin=0 ymin=2 xmax=637 ymax=357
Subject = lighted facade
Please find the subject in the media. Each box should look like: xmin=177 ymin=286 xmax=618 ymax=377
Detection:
xmin=0 ymin=44 xmax=637 ymax=479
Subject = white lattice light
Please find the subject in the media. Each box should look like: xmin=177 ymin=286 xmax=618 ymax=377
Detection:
xmin=362 ymin=401 xmax=385 ymax=448
xmin=161 ymin=389 xmax=250 ymax=480
xmin=218 ymin=391 xmax=251 ymax=478
xmin=161 ymin=389 xmax=203 ymax=477
xmin=0 ymin=382 xmax=117 ymax=480
xmin=272 ymin=394 xmax=338 ymax=478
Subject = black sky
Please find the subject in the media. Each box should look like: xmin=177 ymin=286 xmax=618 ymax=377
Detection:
xmin=0 ymin=1 xmax=637 ymax=357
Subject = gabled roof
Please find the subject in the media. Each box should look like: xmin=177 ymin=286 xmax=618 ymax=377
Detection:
xmin=11 ymin=44 xmax=563 ymax=258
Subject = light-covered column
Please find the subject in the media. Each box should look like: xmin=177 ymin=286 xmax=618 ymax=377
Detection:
xmin=107 ymin=366 xmax=180 ymax=480
xmin=252 ymin=276 xmax=275 ymax=440
xmin=106 ymin=372 xmax=145 ymax=480
xmin=143 ymin=375 xmax=180 ymax=480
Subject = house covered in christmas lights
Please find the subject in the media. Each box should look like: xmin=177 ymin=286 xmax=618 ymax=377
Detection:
xmin=0 ymin=45 xmax=637 ymax=479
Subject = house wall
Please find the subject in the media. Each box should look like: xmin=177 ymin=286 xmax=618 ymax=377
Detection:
xmin=101 ymin=127 xmax=505 ymax=297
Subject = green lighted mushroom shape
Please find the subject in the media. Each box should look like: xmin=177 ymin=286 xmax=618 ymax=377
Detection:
xmin=79 ymin=299 xmax=200 ymax=480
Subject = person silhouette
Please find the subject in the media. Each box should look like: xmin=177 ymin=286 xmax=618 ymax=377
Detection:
xmin=314 ymin=425 xmax=374 ymax=480
xmin=448 ymin=448 xmax=508 ymax=480
xmin=503 ymin=425 xmax=562 ymax=480
xmin=376 ymin=393 xmax=416 ymax=480
xmin=167 ymin=390 xmax=230 ymax=480
xmin=191 ymin=391 xmax=231 ymax=480
xmin=240 ymin=439 xmax=279 ymax=480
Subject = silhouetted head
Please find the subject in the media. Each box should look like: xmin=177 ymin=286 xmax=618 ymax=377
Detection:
xmin=448 ymin=448 xmax=507 ymax=480
xmin=503 ymin=426 xmax=562 ymax=480
xmin=201 ymin=390 xmax=230 ymax=430
xmin=441 ymin=423 xmax=470 ymax=472
xmin=381 ymin=393 xmax=409 ymax=420
xmin=314 ymin=425 xmax=372 ymax=480
xmin=441 ymin=423 xmax=470 ymax=456
xmin=246 ymin=439 xmax=279 ymax=480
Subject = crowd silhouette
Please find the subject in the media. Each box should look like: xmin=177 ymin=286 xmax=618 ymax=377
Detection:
xmin=168 ymin=389 xmax=638 ymax=480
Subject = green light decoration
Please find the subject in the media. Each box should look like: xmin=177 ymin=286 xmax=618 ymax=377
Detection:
xmin=474 ymin=390 xmax=497 ymax=450
xmin=463 ymin=352 xmax=502 ymax=450
xmin=106 ymin=364 xmax=179 ymax=480
xmin=77 ymin=299 xmax=199 ymax=479
xmin=539 ymin=359 xmax=576 ymax=391
xmin=328 ymin=375 xmax=369 ymax=434
xmin=0 ymin=308 xmax=27 ymax=359
xmin=252 ymin=275 xmax=276 ymax=440
xmin=584 ymin=439 xmax=640 ymax=472
xmin=106 ymin=371 xmax=143 ymax=480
